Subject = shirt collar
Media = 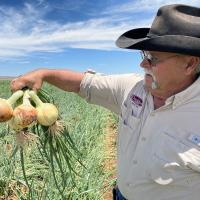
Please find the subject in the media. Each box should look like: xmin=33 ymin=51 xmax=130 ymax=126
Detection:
xmin=142 ymin=76 xmax=200 ymax=109
xmin=167 ymin=76 xmax=200 ymax=109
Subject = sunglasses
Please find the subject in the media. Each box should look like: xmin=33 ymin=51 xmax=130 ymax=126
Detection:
xmin=140 ymin=51 xmax=180 ymax=66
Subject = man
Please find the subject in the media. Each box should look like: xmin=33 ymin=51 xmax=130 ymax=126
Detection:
xmin=11 ymin=4 xmax=200 ymax=200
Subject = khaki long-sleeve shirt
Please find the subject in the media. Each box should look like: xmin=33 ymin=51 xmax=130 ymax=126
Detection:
xmin=79 ymin=73 xmax=200 ymax=200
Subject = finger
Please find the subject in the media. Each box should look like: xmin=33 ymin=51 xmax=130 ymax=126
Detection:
xmin=10 ymin=83 xmax=25 ymax=92
xmin=10 ymin=79 xmax=30 ymax=92
xmin=32 ymin=82 xmax=42 ymax=92
xmin=10 ymin=81 xmax=20 ymax=92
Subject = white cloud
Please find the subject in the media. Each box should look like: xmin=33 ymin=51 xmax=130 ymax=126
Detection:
xmin=0 ymin=1 xmax=199 ymax=59
xmin=0 ymin=3 xmax=151 ymax=58
xmin=104 ymin=0 xmax=200 ymax=14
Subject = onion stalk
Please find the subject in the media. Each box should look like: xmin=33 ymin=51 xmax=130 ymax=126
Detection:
xmin=8 ymin=90 xmax=37 ymax=130
xmin=0 ymin=90 xmax=24 ymax=122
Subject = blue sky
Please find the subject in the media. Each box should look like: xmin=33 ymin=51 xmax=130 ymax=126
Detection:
xmin=1 ymin=0 xmax=200 ymax=76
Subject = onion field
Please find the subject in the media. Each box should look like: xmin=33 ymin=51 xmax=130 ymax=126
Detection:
xmin=0 ymin=80 xmax=117 ymax=200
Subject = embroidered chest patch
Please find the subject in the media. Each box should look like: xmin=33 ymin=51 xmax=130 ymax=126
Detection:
xmin=130 ymin=94 xmax=143 ymax=107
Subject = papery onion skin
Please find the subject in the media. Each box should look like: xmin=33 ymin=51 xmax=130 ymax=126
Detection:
xmin=0 ymin=90 xmax=24 ymax=122
xmin=13 ymin=105 xmax=37 ymax=128
xmin=36 ymin=103 xmax=58 ymax=126
xmin=0 ymin=99 xmax=13 ymax=122
xmin=28 ymin=90 xmax=59 ymax=126
xmin=8 ymin=90 xmax=37 ymax=130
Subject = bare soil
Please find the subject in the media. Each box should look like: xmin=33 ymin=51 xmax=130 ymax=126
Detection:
xmin=0 ymin=77 xmax=15 ymax=80
xmin=102 ymin=115 xmax=117 ymax=200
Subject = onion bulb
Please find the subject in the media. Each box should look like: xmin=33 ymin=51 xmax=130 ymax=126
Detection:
xmin=9 ymin=90 xmax=37 ymax=130
xmin=0 ymin=90 xmax=24 ymax=122
xmin=28 ymin=90 xmax=59 ymax=126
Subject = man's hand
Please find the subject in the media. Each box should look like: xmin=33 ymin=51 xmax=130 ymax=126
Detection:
xmin=10 ymin=69 xmax=44 ymax=92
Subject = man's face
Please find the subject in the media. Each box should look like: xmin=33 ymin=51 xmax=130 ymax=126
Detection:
xmin=140 ymin=51 xmax=191 ymax=98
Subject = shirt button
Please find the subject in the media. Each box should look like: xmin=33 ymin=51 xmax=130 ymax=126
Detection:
xmin=133 ymin=160 xmax=138 ymax=164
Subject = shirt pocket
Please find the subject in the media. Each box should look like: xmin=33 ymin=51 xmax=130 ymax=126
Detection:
xmin=118 ymin=112 xmax=140 ymax=154
xmin=149 ymin=131 xmax=200 ymax=186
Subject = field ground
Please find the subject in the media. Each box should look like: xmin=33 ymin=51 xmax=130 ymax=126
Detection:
xmin=0 ymin=80 xmax=118 ymax=200
xmin=102 ymin=115 xmax=117 ymax=200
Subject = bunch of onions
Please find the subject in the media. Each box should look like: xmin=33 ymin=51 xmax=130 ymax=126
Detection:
xmin=28 ymin=90 xmax=64 ymax=135
xmin=8 ymin=90 xmax=37 ymax=131
xmin=3 ymin=89 xmax=82 ymax=197
xmin=0 ymin=90 xmax=24 ymax=122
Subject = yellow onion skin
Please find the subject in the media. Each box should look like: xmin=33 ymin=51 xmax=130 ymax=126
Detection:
xmin=0 ymin=90 xmax=24 ymax=122
xmin=0 ymin=99 xmax=13 ymax=122
xmin=36 ymin=103 xmax=59 ymax=126
xmin=28 ymin=90 xmax=59 ymax=126
xmin=9 ymin=104 xmax=37 ymax=130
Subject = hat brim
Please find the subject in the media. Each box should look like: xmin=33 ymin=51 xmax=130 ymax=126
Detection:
xmin=116 ymin=28 xmax=200 ymax=57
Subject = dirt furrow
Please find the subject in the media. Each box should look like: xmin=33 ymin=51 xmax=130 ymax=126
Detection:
xmin=102 ymin=115 xmax=117 ymax=200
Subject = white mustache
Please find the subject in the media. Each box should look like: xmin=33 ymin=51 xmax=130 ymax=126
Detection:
xmin=144 ymin=69 xmax=158 ymax=89
xmin=144 ymin=69 xmax=154 ymax=76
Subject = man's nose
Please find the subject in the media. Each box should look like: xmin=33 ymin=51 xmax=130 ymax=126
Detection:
xmin=140 ymin=59 xmax=151 ymax=69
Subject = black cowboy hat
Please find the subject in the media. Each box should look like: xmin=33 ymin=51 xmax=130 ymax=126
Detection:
xmin=116 ymin=4 xmax=200 ymax=56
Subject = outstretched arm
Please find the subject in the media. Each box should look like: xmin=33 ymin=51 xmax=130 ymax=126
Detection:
xmin=10 ymin=68 xmax=85 ymax=93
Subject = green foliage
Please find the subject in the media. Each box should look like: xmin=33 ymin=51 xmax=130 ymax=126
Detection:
xmin=0 ymin=81 xmax=116 ymax=199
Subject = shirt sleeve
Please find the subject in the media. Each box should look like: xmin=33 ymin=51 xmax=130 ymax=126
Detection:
xmin=78 ymin=73 xmax=143 ymax=114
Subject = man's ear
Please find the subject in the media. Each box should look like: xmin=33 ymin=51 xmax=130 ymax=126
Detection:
xmin=185 ymin=57 xmax=200 ymax=76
